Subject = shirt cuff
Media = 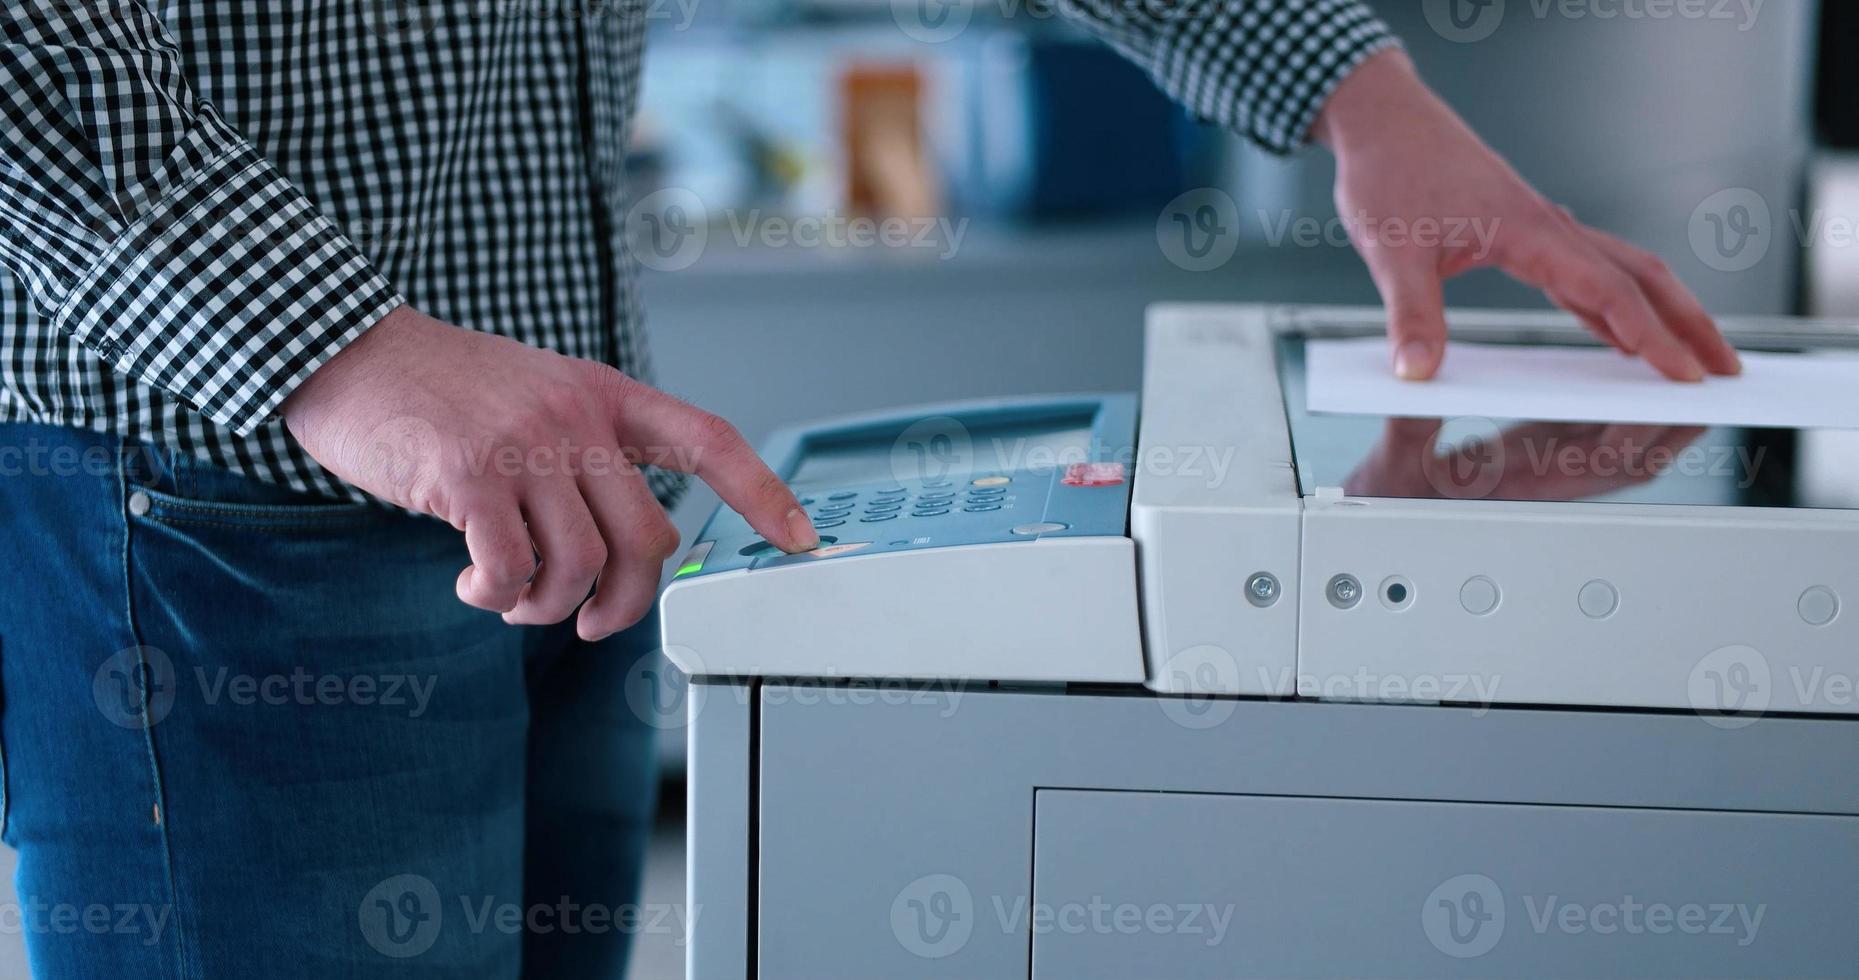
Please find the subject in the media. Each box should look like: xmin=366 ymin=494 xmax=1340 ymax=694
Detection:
xmin=52 ymin=113 xmax=403 ymax=436
xmin=1159 ymin=0 xmax=1403 ymax=155
xmin=1263 ymin=6 xmax=1403 ymax=154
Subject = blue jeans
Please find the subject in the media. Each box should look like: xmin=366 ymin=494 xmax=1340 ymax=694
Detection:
xmin=0 ymin=423 xmax=662 ymax=978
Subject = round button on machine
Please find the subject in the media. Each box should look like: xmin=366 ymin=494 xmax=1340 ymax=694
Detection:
xmin=963 ymin=504 xmax=1002 ymax=513
xmin=1799 ymin=586 xmax=1841 ymax=627
xmin=1010 ymin=522 xmax=1069 ymax=536
xmin=864 ymin=503 xmax=902 ymax=513
xmin=919 ymin=490 xmax=955 ymax=501
xmin=741 ymin=534 xmax=837 ymax=557
xmin=1578 ymin=579 xmax=1619 ymax=620
xmin=828 ymin=491 xmax=859 ymax=501
xmin=971 ymin=476 xmax=1011 ymax=488
xmin=1458 ymin=576 xmax=1501 ymax=616
xmin=912 ymin=508 xmax=950 ymax=518
xmin=968 ymin=487 xmax=1007 ymax=497
xmin=813 ymin=519 xmax=845 ymax=529
xmin=860 ymin=514 xmax=898 ymax=523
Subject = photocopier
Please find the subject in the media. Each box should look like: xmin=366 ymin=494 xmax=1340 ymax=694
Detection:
xmin=659 ymin=304 xmax=1859 ymax=979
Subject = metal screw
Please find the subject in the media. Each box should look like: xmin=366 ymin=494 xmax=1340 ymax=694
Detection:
xmin=1245 ymin=572 xmax=1280 ymax=608
xmin=1327 ymin=573 xmax=1362 ymax=609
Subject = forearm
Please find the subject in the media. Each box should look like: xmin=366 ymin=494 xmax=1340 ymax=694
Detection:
xmin=1053 ymin=0 xmax=1400 ymax=154
xmin=1 ymin=0 xmax=398 ymax=434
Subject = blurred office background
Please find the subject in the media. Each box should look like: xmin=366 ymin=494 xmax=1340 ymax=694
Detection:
xmin=624 ymin=0 xmax=1832 ymax=974
xmin=0 ymin=1 xmax=1847 ymax=976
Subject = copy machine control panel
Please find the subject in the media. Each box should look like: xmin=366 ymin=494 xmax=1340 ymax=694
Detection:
xmin=660 ymin=396 xmax=1144 ymax=683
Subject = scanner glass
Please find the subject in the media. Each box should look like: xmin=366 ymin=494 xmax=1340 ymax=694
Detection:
xmin=1277 ymin=333 xmax=1858 ymax=511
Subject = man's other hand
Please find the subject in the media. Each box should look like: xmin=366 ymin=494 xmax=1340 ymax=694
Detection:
xmin=1311 ymin=50 xmax=1743 ymax=384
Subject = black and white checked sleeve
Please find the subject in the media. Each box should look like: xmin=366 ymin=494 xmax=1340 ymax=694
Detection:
xmin=1056 ymin=0 xmax=1401 ymax=154
xmin=0 ymin=0 xmax=402 ymax=436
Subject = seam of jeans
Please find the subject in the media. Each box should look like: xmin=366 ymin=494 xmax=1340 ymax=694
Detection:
xmin=143 ymin=498 xmax=373 ymax=517
xmin=144 ymin=515 xmax=379 ymax=532
xmin=119 ymin=460 xmax=198 ymax=980
xmin=0 ymin=635 xmax=8 ymax=843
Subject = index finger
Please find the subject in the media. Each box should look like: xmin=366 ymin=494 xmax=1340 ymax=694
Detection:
xmin=603 ymin=375 xmax=819 ymax=553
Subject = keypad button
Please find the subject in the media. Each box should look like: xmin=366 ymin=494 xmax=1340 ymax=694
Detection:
xmin=860 ymin=514 xmax=898 ymax=523
xmin=828 ymin=491 xmax=858 ymax=501
xmin=798 ymin=497 xmax=815 ymax=506
xmin=814 ymin=518 xmax=845 ymax=530
xmin=921 ymin=479 xmax=951 ymax=489
xmin=969 ymin=486 xmax=1006 ymax=497
xmin=919 ymin=491 xmax=954 ymax=501
xmin=963 ymin=504 xmax=1002 ymax=513
xmin=864 ymin=503 xmax=902 ymax=514
xmin=912 ymin=509 xmax=950 ymax=518
xmin=970 ymin=476 xmax=1011 ymax=487
xmin=877 ymin=487 xmax=905 ymax=495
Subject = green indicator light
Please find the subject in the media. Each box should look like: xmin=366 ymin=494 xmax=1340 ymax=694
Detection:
xmin=674 ymin=560 xmax=705 ymax=578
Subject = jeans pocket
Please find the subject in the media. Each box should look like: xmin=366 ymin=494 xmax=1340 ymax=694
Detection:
xmin=130 ymin=456 xmax=386 ymax=533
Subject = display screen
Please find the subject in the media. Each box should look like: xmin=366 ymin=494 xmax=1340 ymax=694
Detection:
xmin=1276 ymin=335 xmax=1857 ymax=510
xmin=788 ymin=416 xmax=1097 ymax=490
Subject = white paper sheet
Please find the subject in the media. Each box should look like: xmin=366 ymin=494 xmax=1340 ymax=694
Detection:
xmin=1305 ymin=338 xmax=1859 ymax=430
